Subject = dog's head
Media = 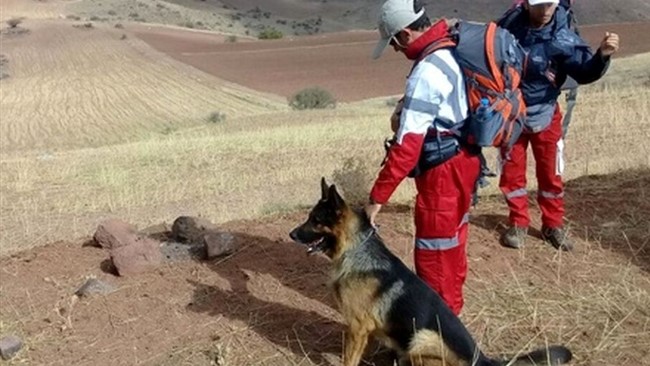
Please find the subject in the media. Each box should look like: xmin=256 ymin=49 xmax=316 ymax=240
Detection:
xmin=289 ymin=177 xmax=349 ymax=258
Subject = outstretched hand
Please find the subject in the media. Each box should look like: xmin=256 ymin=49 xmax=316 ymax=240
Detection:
xmin=390 ymin=98 xmax=404 ymax=133
xmin=600 ymin=32 xmax=619 ymax=57
xmin=364 ymin=202 xmax=383 ymax=229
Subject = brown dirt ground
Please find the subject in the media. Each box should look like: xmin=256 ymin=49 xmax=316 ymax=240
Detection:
xmin=131 ymin=22 xmax=650 ymax=102
xmin=1 ymin=170 xmax=648 ymax=365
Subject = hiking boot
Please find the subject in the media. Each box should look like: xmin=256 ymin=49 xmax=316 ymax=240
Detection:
xmin=542 ymin=226 xmax=573 ymax=251
xmin=501 ymin=226 xmax=528 ymax=249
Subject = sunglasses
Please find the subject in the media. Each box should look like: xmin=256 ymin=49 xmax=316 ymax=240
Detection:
xmin=389 ymin=31 xmax=406 ymax=48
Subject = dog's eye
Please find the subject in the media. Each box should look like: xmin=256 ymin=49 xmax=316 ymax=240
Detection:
xmin=310 ymin=214 xmax=325 ymax=226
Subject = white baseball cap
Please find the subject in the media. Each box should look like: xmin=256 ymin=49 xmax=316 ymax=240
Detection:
xmin=528 ymin=0 xmax=559 ymax=5
xmin=372 ymin=0 xmax=425 ymax=59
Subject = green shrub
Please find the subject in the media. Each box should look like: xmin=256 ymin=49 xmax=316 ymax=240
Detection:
xmin=332 ymin=157 xmax=373 ymax=206
xmin=288 ymin=87 xmax=336 ymax=110
xmin=208 ymin=111 xmax=226 ymax=123
xmin=7 ymin=18 xmax=22 ymax=28
xmin=385 ymin=96 xmax=401 ymax=108
xmin=258 ymin=27 xmax=283 ymax=40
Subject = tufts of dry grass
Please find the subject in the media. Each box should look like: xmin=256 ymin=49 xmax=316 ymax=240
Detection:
xmin=0 ymin=46 xmax=648 ymax=257
xmin=463 ymin=255 xmax=650 ymax=365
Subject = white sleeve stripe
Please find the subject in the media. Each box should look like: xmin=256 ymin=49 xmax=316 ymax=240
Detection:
xmin=403 ymin=96 xmax=440 ymax=116
xmin=422 ymin=53 xmax=465 ymax=123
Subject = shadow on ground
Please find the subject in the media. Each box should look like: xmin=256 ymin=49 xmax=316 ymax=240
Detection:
xmin=185 ymin=231 xmax=396 ymax=365
xmin=564 ymin=168 xmax=650 ymax=273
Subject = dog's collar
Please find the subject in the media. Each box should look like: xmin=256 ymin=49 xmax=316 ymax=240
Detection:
xmin=358 ymin=227 xmax=376 ymax=246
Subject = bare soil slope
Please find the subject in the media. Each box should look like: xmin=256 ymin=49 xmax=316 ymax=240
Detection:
xmin=133 ymin=22 xmax=650 ymax=102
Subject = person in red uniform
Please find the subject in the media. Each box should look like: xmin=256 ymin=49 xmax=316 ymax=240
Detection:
xmin=365 ymin=0 xmax=480 ymax=315
xmin=497 ymin=0 xmax=619 ymax=250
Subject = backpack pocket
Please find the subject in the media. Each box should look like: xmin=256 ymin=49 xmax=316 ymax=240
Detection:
xmin=409 ymin=133 xmax=460 ymax=177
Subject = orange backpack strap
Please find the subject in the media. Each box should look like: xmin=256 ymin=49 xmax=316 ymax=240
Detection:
xmin=484 ymin=22 xmax=505 ymax=90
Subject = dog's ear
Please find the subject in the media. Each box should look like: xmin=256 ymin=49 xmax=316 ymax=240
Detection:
xmin=320 ymin=177 xmax=329 ymax=200
xmin=328 ymin=184 xmax=347 ymax=210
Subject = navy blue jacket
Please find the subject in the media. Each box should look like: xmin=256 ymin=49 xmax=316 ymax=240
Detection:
xmin=498 ymin=6 xmax=610 ymax=131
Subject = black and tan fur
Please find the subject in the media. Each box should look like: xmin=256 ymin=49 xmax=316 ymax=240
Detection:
xmin=289 ymin=178 xmax=573 ymax=366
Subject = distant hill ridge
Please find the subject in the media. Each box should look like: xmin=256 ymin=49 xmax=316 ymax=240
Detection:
xmin=212 ymin=0 xmax=650 ymax=29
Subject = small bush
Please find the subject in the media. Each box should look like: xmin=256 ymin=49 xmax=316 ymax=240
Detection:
xmin=66 ymin=15 xmax=81 ymax=21
xmin=385 ymin=96 xmax=401 ymax=108
xmin=225 ymin=35 xmax=237 ymax=43
xmin=114 ymin=23 xmax=124 ymax=29
xmin=258 ymin=27 xmax=283 ymax=40
xmin=108 ymin=10 xmax=117 ymax=16
xmin=289 ymin=87 xmax=336 ymax=110
xmin=332 ymin=157 xmax=373 ymax=206
xmin=73 ymin=22 xmax=94 ymax=29
xmin=207 ymin=111 xmax=226 ymax=123
xmin=7 ymin=18 xmax=22 ymax=28
xmin=120 ymin=34 xmax=127 ymax=40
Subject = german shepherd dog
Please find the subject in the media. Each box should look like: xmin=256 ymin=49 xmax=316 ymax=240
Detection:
xmin=289 ymin=178 xmax=573 ymax=366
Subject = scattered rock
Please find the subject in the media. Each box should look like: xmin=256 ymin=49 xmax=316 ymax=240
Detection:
xmin=93 ymin=219 xmax=138 ymax=249
xmin=171 ymin=216 xmax=219 ymax=244
xmin=0 ymin=335 xmax=23 ymax=360
xmin=110 ymin=236 xmax=162 ymax=276
xmin=204 ymin=232 xmax=237 ymax=259
xmin=74 ymin=278 xmax=116 ymax=297
xmin=160 ymin=241 xmax=206 ymax=261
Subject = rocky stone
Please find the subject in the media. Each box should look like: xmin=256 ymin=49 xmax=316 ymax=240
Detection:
xmin=110 ymin=236 xmax=162 ymax=276
xmin=160 ymin=241 xmax=206 ymax=261
xmin=0 ymin=335 xmax=23 ymax=360
xmin=93 ymin=219 xmax=138 ymax=249
xmin=204 ymin=232 xmax=237 ymax=259
xmin=74 ymin=278 xmax=116 ymax=297
xmin=171 ymin=216 xmax=219 ymax=244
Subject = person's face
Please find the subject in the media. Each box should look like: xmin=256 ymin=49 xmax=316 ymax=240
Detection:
xmin=389 ymin=29 xmax=411 ymax=54
xmin=525 ymin=2 xmax=558 ymax=28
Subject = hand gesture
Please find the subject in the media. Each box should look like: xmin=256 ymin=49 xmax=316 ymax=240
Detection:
xmin=364 ymin=202 xmax=382 ymax=229
xmin=390 ymin=97 xmax=404 ymax=133
xmin=600 ymin=32 xmax=619 ymax=57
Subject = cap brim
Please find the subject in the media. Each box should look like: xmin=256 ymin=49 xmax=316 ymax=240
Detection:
xmin=372 ymin=37 xmax=391 ymax=60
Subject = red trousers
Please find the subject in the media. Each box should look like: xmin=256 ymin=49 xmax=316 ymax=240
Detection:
xmin=413 ymin=148 xmax=480 ymax=315
xmin=499 ymin=106 xmax=565 ymax=228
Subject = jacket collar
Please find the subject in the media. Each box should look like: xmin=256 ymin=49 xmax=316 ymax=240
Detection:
xmin=404 ymin=19 xmax=450 ymax=60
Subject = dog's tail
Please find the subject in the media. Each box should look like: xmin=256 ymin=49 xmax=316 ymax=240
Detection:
xmin=500 ymin=345 xmax=572 ymax=365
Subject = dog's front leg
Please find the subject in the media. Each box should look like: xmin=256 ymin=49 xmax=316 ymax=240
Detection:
xmin=343 ymin=325 xmax=370 ymax=366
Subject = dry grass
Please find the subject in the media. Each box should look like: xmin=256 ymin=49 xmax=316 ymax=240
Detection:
xmin=0 ymin=107 xmax=403 ymax=254
xmin=462 ymin=250 xmax=650 ymax=365
xmin=0 ymin=0 xmax=66 ymax=22
xmin=1 ymin=53 xmax=649 ymax=255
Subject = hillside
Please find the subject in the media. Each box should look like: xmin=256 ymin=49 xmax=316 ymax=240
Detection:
xmin=0 ymin=19 xmax=286 ymax=153
xmin=61 ymin=0 xmax=650 ymax=37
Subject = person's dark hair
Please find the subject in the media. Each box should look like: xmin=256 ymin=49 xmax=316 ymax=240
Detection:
xmin=407 ymin=0 xmax=431 ymax=30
